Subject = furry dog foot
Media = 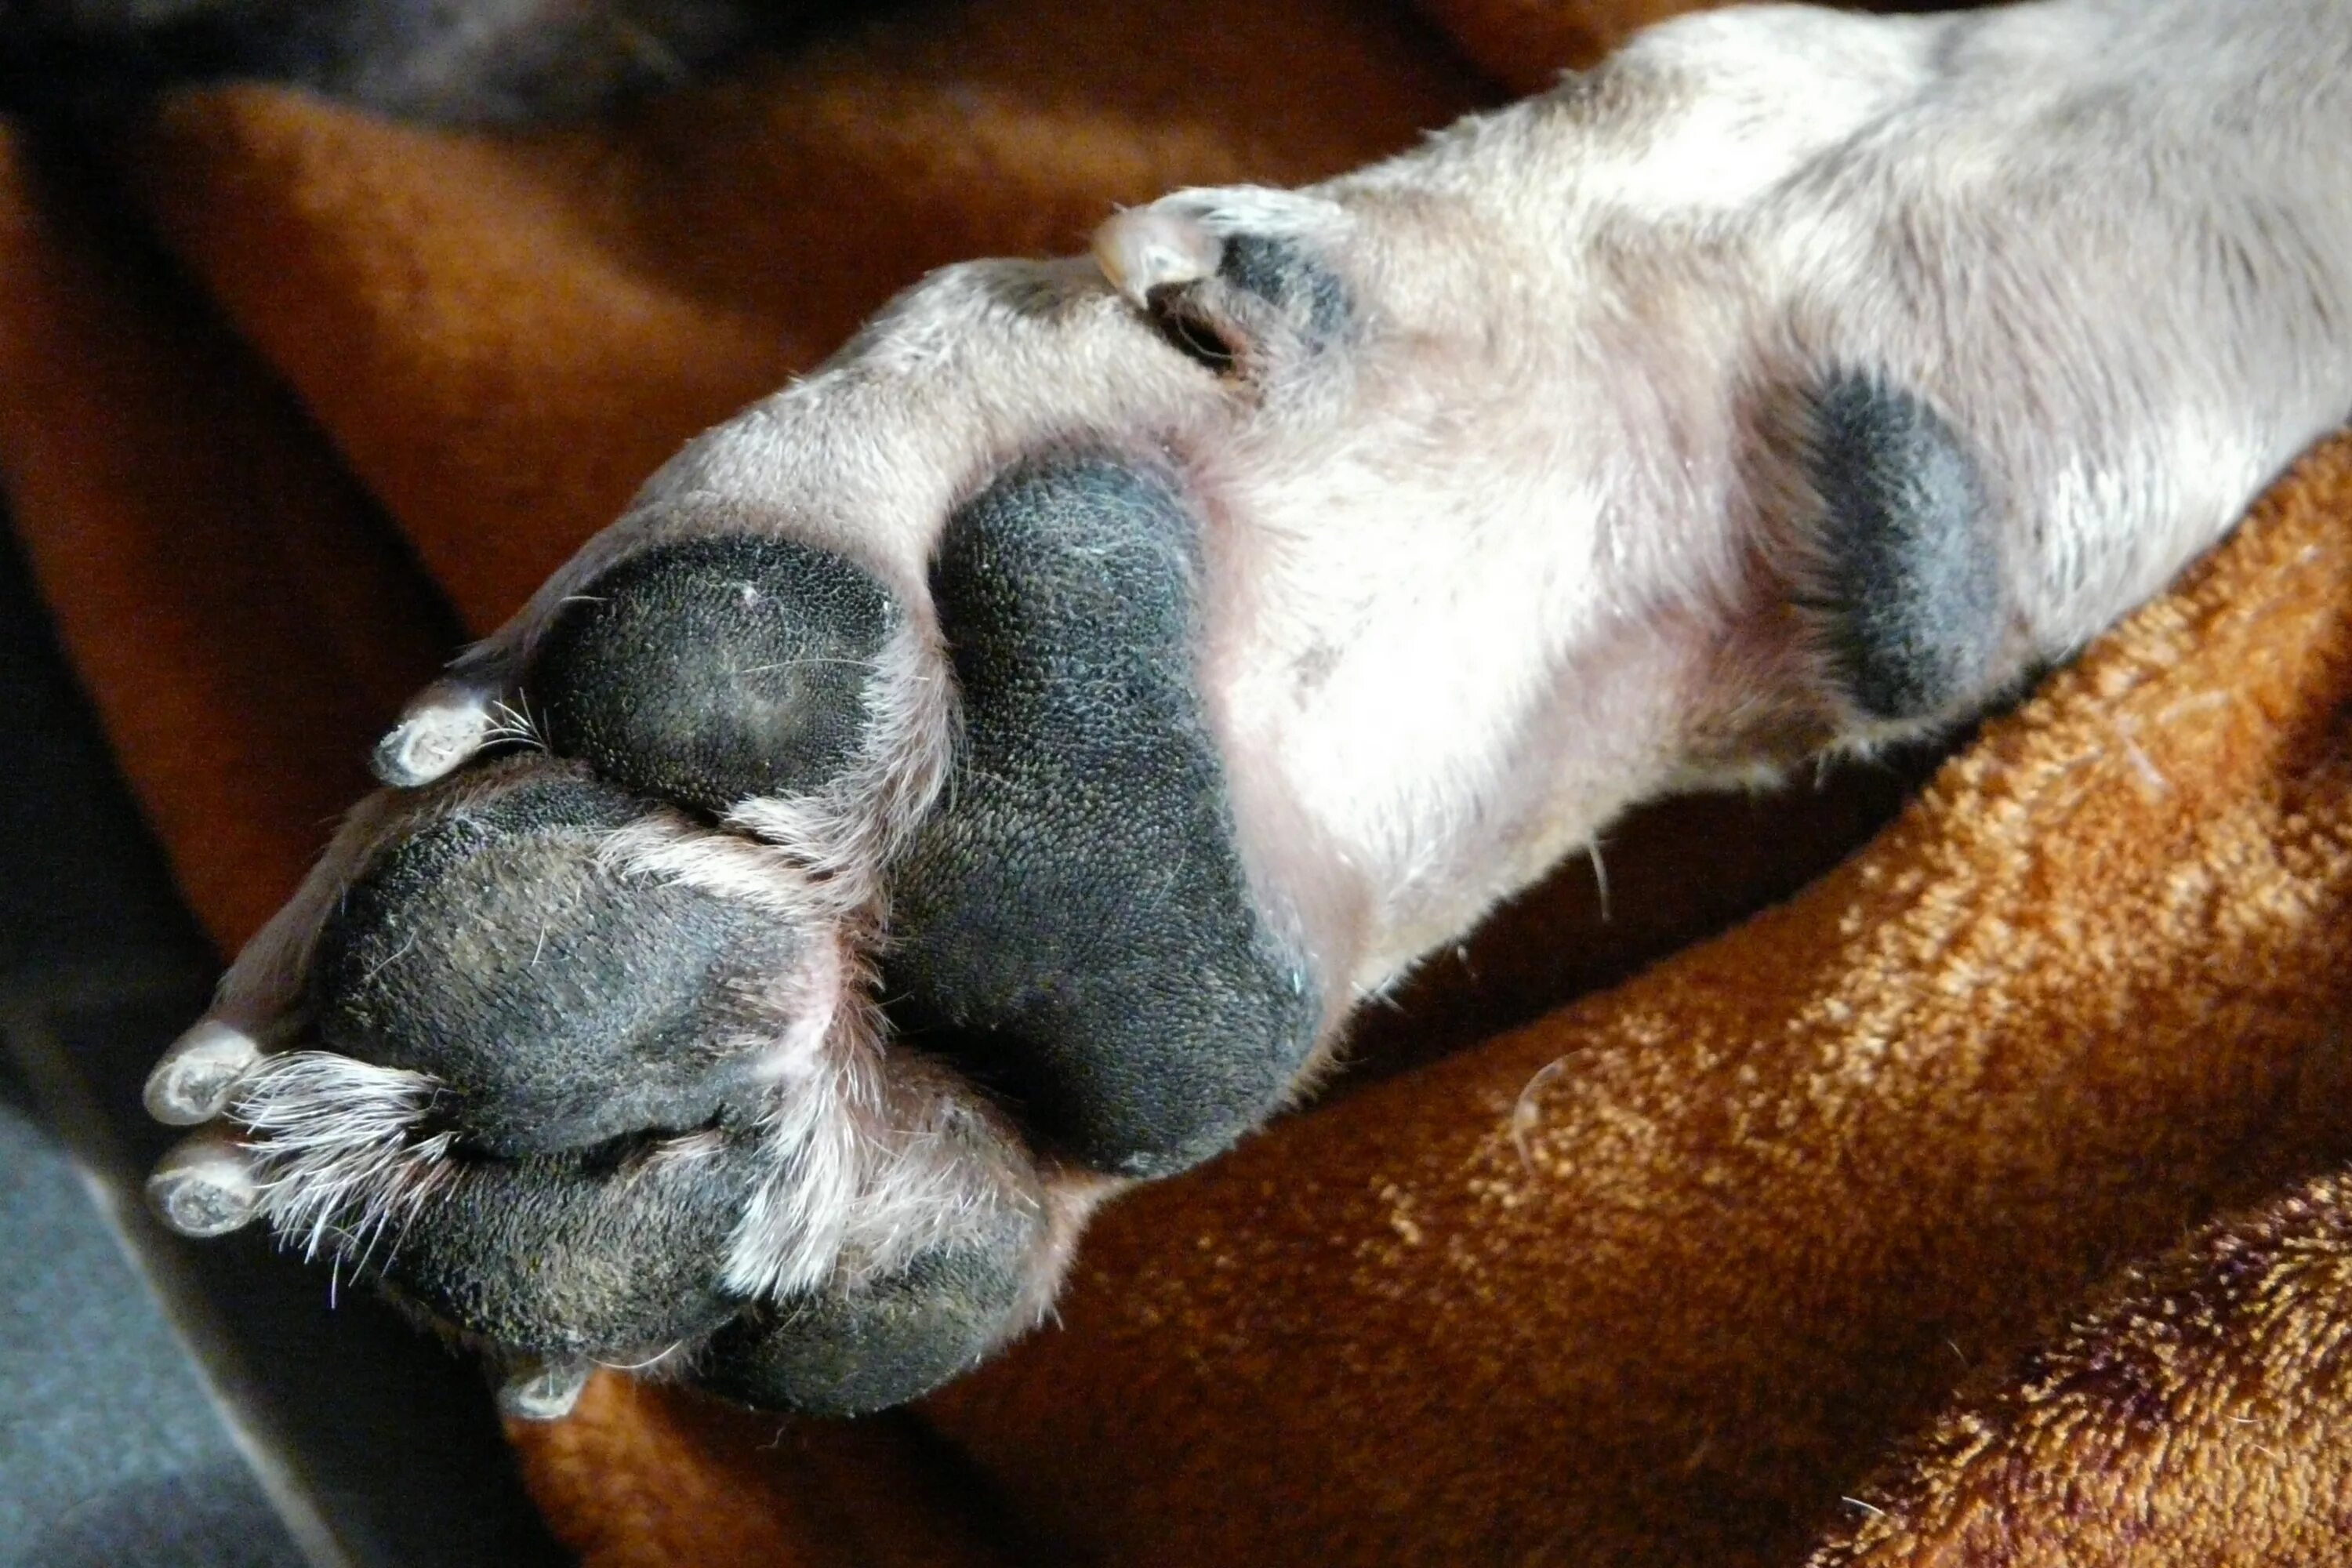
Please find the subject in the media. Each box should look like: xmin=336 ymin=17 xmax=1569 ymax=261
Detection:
xmin=147 ymin=433 xmax=1328 ymax=1415
xmin=143 ymin=0 xmax=2352 ymax=1415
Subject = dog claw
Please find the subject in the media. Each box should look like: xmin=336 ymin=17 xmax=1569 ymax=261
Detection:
xmin=147 ymin=1131 xmax=261 ymax=1237
xmin=143 ymin=1017 xmax=265 ymax=1125
xmin=372 ymin=677 xmax=499 ymax=787
xmin=495 ymin=1355 xmax=592 ymax=1421
xmin=1092 ymin=207 xmax=1222 ymax=308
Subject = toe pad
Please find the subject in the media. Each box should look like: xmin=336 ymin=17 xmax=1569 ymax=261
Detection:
xmin=533 ymin=535 xmax=897 ymax=815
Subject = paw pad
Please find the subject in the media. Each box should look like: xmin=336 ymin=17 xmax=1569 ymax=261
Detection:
xmin=533 ymin=535 xmax=898 ymax=815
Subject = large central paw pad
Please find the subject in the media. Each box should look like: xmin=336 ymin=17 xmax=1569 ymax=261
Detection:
xmin=145 ymin=451 xmax=1321 ymax=1417
xmin=892 ymin=461 xmax=1319 ymax=1174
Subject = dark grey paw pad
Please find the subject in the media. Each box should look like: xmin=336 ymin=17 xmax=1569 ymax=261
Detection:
xmin=379 ymin=1131 xmax=765 ymax=1356
xmin=1801 ymin=371 xmax=2002 ymax=721
xmin=308 ymin=768 xmax=804 ymax=1156
xmin=887 ymin=455 xmax=1319 ymax=1178
xmin=532 ymin=535 xmax=898 ymax=815
xmin=696 ymin=1240 xmax=1033 ymax=1417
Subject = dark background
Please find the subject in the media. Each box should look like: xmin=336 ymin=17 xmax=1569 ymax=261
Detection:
xmin=0 ymin=510 xmax=572 ymax=1568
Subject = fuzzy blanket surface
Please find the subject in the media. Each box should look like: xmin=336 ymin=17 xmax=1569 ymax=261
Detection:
xmin=4 ymin=2 xmax=2350 ymax=1563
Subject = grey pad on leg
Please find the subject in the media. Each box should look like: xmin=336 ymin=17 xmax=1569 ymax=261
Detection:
xmin=1802 ymin=371 xmax=2002 ymax=721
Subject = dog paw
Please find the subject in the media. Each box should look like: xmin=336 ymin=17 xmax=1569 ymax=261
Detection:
xmin=140 ymin=263 xmax=1339 ymax=1410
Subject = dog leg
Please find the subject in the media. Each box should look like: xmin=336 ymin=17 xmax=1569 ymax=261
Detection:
xmin=146 ymin=0 xmax=2352 ymax=1412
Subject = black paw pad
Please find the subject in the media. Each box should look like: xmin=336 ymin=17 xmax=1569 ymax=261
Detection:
xmin=887 ymin=455 xmax=1320 ymax=1178
xmin=532 ymin=535 xmax=897 ymax=815
xmin=696 ymin=1237 xmax=1033 ymax=1417
xmin=381 ymin=1133 xmax=765 ymax=1356
xmin=1802 ymin=372 xmax=2002 ymax=721
xmin=310 ymin=770 xmax=803 ymax=1156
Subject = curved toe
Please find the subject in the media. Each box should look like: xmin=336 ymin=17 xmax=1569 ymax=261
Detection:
xmin=306 ymin=765 xmax=825 ymax=1157
xmin=530 ymin=534 xmax=900 ymax=816
xmin=695 ymin=1235 xmax=1039 ymax=1418
xmin=378 ymin=1130 xmax=769 ymax=1358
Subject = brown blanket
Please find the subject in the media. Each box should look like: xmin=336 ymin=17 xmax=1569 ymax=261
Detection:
xmin=4 ymin=2 xmax=2350 ymax=1562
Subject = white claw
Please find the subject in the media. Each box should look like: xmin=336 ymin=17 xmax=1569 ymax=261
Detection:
xmin=143 ymin=1017 xmax=265 ymax=1126
xmin=1092 ymin=207 xmax=1223 ymax=309
xmin=496 ymin=1356 xmax=590 ymax=1422
xmin=372 ymin=677 xmax=500 ymax=788
xmin=147 ymin=1130 xmax=262 ymax=1238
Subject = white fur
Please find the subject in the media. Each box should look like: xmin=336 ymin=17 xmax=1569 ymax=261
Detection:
xmin=229 ymin=1052 xmax=456 ymax=1266
xmin=720 ymin=617 xmax=958 ymax=916
xmin=717 ymin=986 xmax=1040 ymax=1298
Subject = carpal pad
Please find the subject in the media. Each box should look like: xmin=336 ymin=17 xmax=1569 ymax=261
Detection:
xmin=1801 ymin=372 xmax=2002 ymax=723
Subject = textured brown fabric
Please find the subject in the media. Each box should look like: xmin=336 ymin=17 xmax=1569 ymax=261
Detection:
xmin=0 ymin=130 xmax=448 ymax=942
xmin=1808 ymin=1168 xmax=2352 ymax=1566
xmin=2 ymin=1 xmax=2350 ymax=1564
xmin=511 ymin=1372 xmax=1026 ymax=1567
